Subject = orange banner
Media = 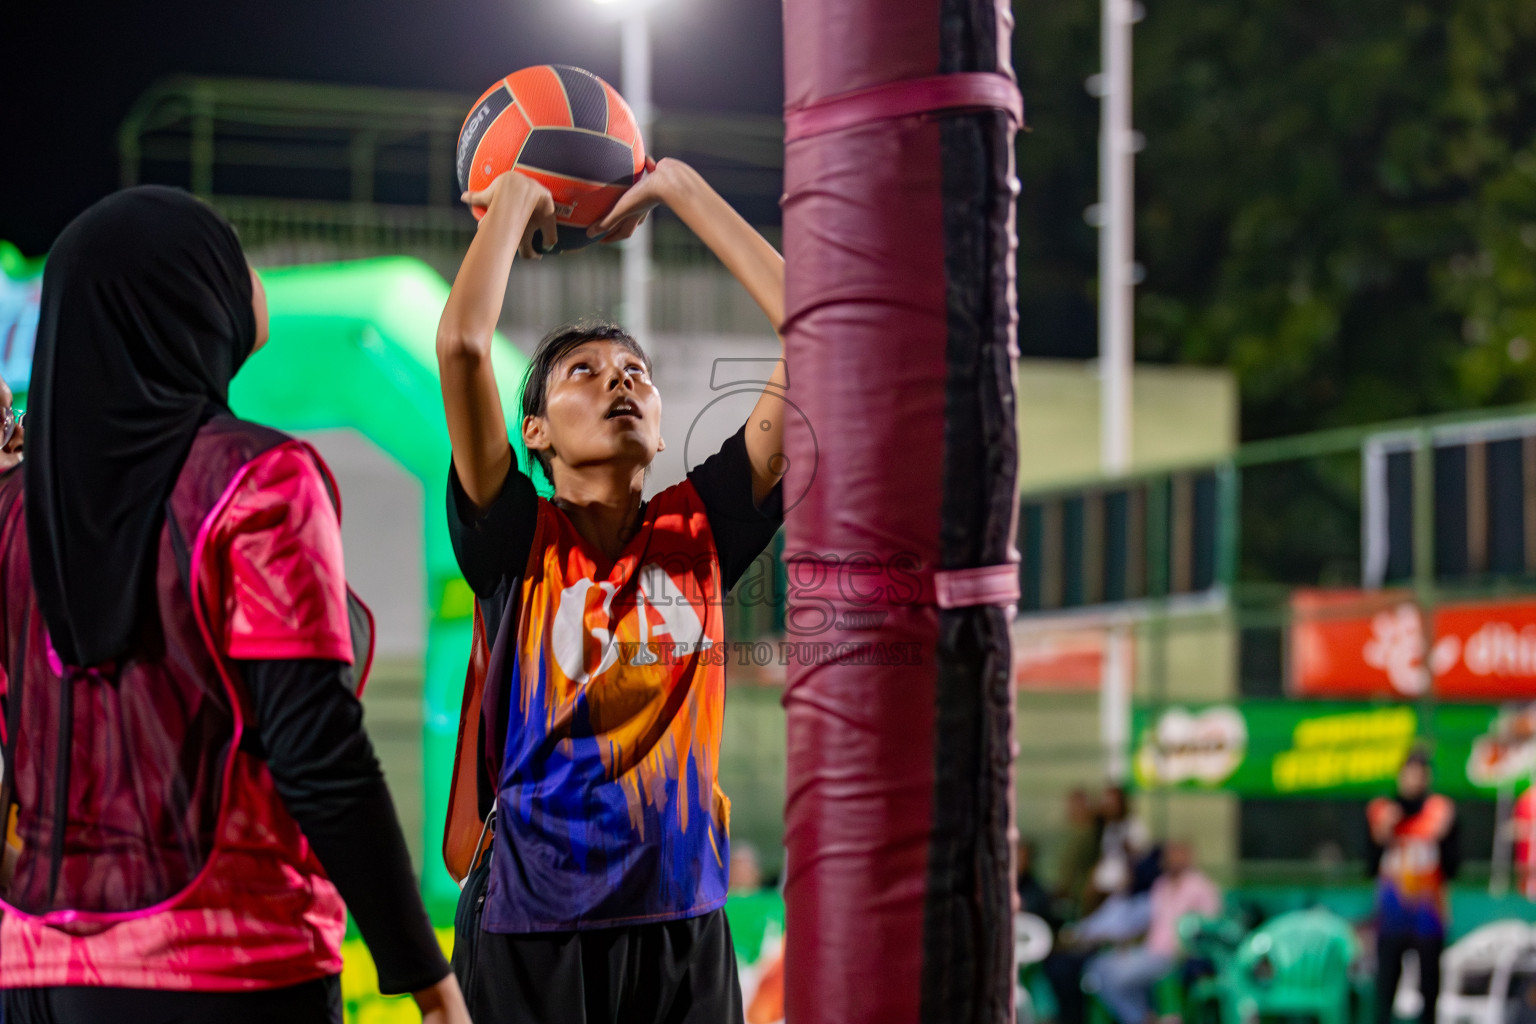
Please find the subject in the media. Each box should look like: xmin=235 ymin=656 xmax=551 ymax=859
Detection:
xmin=1013 ymin=628 xmax=1115 ymax=691
xmin=1292 ymin=589 xmax=1536 ymax=700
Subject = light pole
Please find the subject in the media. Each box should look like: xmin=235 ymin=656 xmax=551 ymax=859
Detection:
xmin=1099 ymin=0 xmax=1136 ymax=479
xmin=1096 ymin=0 xmax=1141 ymax=783
xmin=594 ymin=0 xmax=657 ymax=338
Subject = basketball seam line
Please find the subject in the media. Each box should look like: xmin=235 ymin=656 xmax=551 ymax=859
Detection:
xmin=530 ymin=125 xmax=631 ymax=142
xmin=557 ymin=64 xmax=609 ymax=135
xmin=518 ymin=168 xmax=632 ymax=189
xmin=467 ymin=86 xmax=517 ymax=187
xmin=509 ymin=104 xmax=535 ymax=174
xmin=550 ymin=68 xmax=576 ymax=130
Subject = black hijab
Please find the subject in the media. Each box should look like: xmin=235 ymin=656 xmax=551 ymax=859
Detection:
xmin=27 ymin=186 xmax=256 ymax=667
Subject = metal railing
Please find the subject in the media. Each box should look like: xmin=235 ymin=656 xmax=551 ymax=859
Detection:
xmin=1014 ymin=400 xmax=1536 ymax=883
xmin=119 ymin=76 xmax=786 ymax=336
xmin=1019 ymin=400 xmax=1536 ymax=621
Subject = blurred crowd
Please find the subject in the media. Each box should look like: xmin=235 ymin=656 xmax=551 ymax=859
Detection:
xmin=1017 ymin=786 xmax=1221 ymax=1024
xmin=1019 ymin=752 xmax=1464 ymax=1024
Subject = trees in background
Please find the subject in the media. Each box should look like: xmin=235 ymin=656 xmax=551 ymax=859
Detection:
xmin=1015 ymin=0 xmax=1536 ymax=440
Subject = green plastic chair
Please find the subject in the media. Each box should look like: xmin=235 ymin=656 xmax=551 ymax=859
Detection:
xmin=1191 ymin=909 xmax=1359 ymax=1024
xmin=1181 ymin=912 xmax=1249 ymax=1024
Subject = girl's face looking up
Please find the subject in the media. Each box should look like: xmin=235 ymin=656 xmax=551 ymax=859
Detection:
xmin=525 ymin=339 xmax=663 ymax=484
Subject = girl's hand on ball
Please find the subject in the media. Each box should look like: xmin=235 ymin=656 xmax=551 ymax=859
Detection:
xmin=590 ymin=157 xmax=672 ymax=244
xmin=462 ymin=171 xmax=559 ymax=259
xmin=517 ymin=191 xmax=560 ymax=260
xmin=459 ymin=174 xmax=508 ymax=219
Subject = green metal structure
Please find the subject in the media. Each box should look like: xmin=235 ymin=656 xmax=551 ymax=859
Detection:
xmin=117 ymin=75 xmax=785 ymax=280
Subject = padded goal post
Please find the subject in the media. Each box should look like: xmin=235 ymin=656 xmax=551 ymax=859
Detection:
xmin=780 ymin=0 xmax=1024 ymax=1021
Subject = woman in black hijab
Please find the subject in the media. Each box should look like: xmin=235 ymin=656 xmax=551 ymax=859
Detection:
xmin=27 ymin=185 xmax=260 ymax=668
xmin=0 ymin=187 xmax=469 ymax=1024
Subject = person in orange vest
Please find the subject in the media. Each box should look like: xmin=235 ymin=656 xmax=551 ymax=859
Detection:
xmin=1366 ymin=747 xmax=1460 ymax=1024
xmin=1512 ymin=788 xmax=1536 ymax=897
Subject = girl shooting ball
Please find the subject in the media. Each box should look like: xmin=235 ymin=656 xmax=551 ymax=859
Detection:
xmin=437 ymin=157 xmax=786 ymax=1023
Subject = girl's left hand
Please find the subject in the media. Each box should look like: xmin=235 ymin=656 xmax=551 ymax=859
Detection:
xmin=589 ymin=157 xmax=669 ymax=243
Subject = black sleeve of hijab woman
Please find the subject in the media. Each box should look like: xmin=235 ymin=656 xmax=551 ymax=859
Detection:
xmin=238 ymin=658 xmax=449 ymax=995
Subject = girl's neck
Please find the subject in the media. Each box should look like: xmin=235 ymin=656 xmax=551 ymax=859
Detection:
xmin=551 ymin=463 xmax=647 ymax=561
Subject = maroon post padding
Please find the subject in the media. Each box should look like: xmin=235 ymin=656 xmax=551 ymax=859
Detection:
xmin=781 ymin=0 xmax=1020 ymax=1019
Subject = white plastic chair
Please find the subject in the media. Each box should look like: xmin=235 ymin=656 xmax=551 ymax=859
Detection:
xmin=1437 ymin=920 xmax=1536 ymax=1024
xmin=1015 ymin=913 xmax=1055 ymax=1024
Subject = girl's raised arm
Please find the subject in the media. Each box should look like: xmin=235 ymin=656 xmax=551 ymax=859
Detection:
xmin=436 ymin=171 xmax=558 ymax=510
xmin=591 ymin=160 xmax=788 ymax=504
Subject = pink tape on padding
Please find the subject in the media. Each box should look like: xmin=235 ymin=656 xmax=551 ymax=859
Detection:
xmin=785 ymin=557 xmax=1020 ymax=609
xmin=785 ymin=72 xmax=1024 ymax=143
xmin=934 ymin=564 xmax=1020 ymax=609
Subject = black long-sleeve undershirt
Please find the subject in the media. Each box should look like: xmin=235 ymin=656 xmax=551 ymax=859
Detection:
xmin=238 ymin=658 xmax=448 ymax=996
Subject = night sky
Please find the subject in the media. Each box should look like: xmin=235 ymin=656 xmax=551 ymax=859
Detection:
xmin=1 ymin=0 xmax=787 ymax=256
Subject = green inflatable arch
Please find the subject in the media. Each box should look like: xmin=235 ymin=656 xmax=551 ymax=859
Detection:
xmin=230 ymin=256 xmax=534 ymax=919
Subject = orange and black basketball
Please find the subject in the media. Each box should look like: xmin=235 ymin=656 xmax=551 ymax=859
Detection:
xmin=457 ymin=64 xmax=646 ymax=254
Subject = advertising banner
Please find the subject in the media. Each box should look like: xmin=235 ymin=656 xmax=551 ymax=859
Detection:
xmin=1132 ymin=700 xmax=1532 ymax=797
xmin=1012 ymin=627 xmax=1112 ymax=691
xmin=1292 ymin=589 xmax=1536 ymax=701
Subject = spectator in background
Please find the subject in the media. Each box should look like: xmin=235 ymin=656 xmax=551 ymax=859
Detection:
xmin=1055 ymin=788 xmax=1103 ymax=920
xmin=1082 ymin=839 xmax=1221 ymax=1024
xmin=730 ymin=842 xmax=784 ymax=1023
xmin=1091 ymin=785 xmax=1151 ymax=906
xmin=1513 ymin=786 xmax=1536 ymax=898
xmin=731 ymin=841 xmax=766 ymax=895
xmin=1042 ymin=885 xmax=1154 ymax=1024
xmin=0 ymin=376 xmax=22 ymax=473
xmin=1017 ymin=839 xmax=1055 ymax=925
xmin=1368 ymin=748 xmax=1459 ymax=1024
xmin=1313 ymin=840 xmax=1347 ymax=883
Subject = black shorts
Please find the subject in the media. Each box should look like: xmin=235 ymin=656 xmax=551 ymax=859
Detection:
xmin=453 ymin=856 xmax=744 ymax=1024
xmin=2 ymin=975 xmax=341 ymax=1024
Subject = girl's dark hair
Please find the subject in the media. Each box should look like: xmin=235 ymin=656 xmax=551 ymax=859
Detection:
xmin=521 ymin=317 xmax=652 ymax=485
